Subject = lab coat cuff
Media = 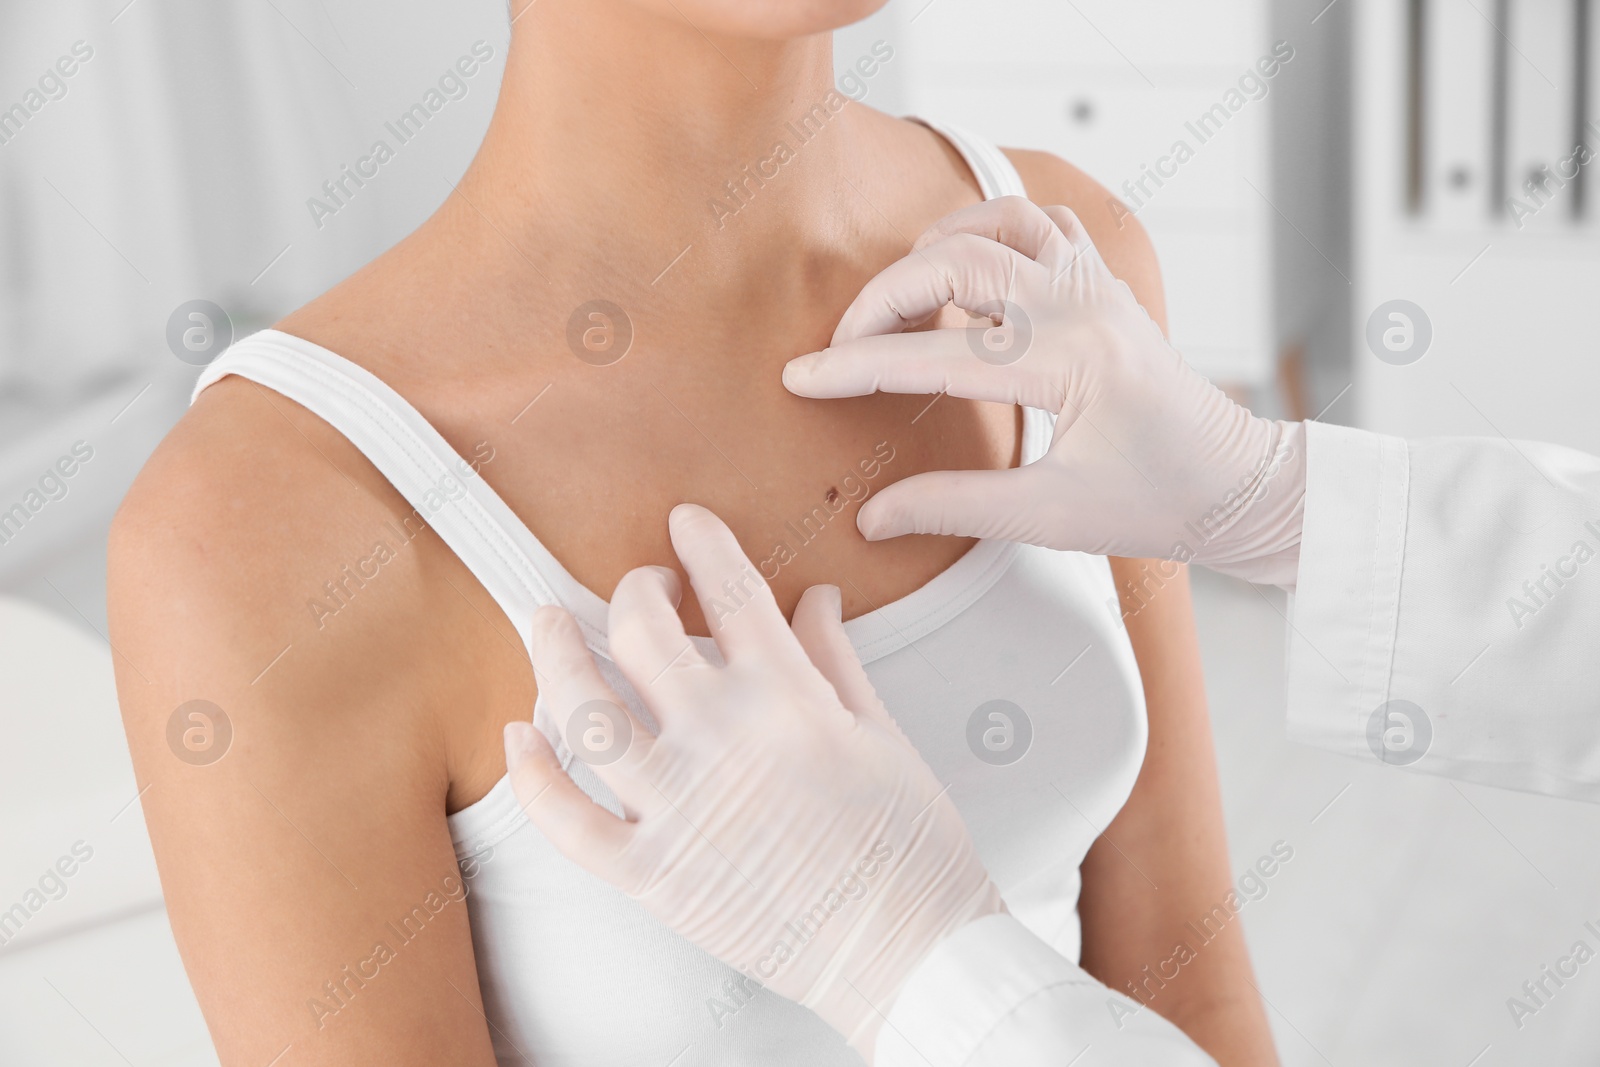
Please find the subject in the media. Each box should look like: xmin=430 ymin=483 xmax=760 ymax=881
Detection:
xmin=1286 ymin=421 xmax=1409 ymax=758
xmin=875 ymin=913 xmax=1094 ymax=1067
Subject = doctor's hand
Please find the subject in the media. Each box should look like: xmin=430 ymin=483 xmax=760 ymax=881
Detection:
xmin=784 ymin=196 xmax=1304 ymax=584
xmin=501 ymin=504 xmax=1003 ymax=1061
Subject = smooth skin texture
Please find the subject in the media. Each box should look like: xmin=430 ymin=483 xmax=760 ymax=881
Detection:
xmin=108 ymin=1 xmax=1274 ymax=1063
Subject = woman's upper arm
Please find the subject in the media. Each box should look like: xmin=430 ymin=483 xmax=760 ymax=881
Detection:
xmin=1009 ymin=149 xmax=1278 ymax=1063
xmin=107 ymin=400 xmax=499 ymax=1066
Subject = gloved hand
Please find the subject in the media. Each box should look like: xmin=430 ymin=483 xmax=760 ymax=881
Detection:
xmin=782 ymin=196 xmax=1305 ymax=586
xmin=502 ymin=504 xmax=1004 ymax=1060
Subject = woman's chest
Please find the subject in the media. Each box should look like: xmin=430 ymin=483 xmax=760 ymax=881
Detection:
xmin=431 ymin=377 xmax=1021 ymax=632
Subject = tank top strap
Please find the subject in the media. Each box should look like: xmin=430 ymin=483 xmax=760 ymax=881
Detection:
xmin=191 ymin=330 xmax=585 ymax=652
xmin=910 ymin=117 xmax=1029 ymax=200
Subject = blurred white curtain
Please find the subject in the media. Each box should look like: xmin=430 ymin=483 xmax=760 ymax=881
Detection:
xmin=0 ymin=0 xmax=506 ymax=626
xmin=0 ymin=0 xmax=505 ymax=409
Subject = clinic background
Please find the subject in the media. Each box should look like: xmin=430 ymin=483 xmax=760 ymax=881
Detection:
xmin=4 ymin=0 xmax=1600 ymax=1063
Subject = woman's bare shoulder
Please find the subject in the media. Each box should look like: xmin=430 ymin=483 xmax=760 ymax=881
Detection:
xmin=112 ymin=377 xmax=389 ymax=620
xmin=107 ymin=375 xmax=453 ymax=728
xmin=110 ymin=366 xmax=525 ymax=791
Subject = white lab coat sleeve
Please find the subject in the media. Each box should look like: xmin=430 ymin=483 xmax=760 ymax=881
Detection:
xmin=1287 ymin=421 xmax=1600 ymax=800
xmin=874 ymin=914 xmax=1216 ymax=1067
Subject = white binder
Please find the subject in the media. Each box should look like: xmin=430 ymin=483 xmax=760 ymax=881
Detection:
xmin=1505 ymin=0 xmax=1580 ymax=231
xmin=1426 ymin=0 xmax=1498 ymax=229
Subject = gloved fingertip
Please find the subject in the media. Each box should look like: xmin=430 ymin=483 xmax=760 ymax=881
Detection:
xmin=782 ymin=355 xmax=819 ymax=394
xmin=530 ymin=602 xmax=565 ymax=631
xmin=504 ymin=720 xmax=538 ymax=767
xmin=794 ymin=583 xmax=843 ymax=630
xmin=856 ymin=499 xmax=899 ymax=542
xmin=645 ymin=564 xmax=683 ymax=609
xmin=668 ymin=501 xmax=706 ymax=526
xmin=676 ymin=501 xmax=739 ymax=538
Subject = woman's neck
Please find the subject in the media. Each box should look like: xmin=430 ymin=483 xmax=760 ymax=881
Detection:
xmin=455 ymin=2 xmax=870 ymax=295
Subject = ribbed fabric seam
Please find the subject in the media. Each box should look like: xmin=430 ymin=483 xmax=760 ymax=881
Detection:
xmin=449 ymin=777 xmax=529 ymax=858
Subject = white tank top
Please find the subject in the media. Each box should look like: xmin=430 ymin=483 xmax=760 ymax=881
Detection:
xmin=192 ymin=122 xmax=1147 ymax=1067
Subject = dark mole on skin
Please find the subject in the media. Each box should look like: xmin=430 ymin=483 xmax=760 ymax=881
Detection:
xmin=825 ymin=487 xmax=840 ymax=505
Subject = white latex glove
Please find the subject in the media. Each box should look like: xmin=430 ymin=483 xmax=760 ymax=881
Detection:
xmin=502 ymin=504 xmax=1004 ymax=1060
xmin=782 ymin=196 xmax=1305 ymax=586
